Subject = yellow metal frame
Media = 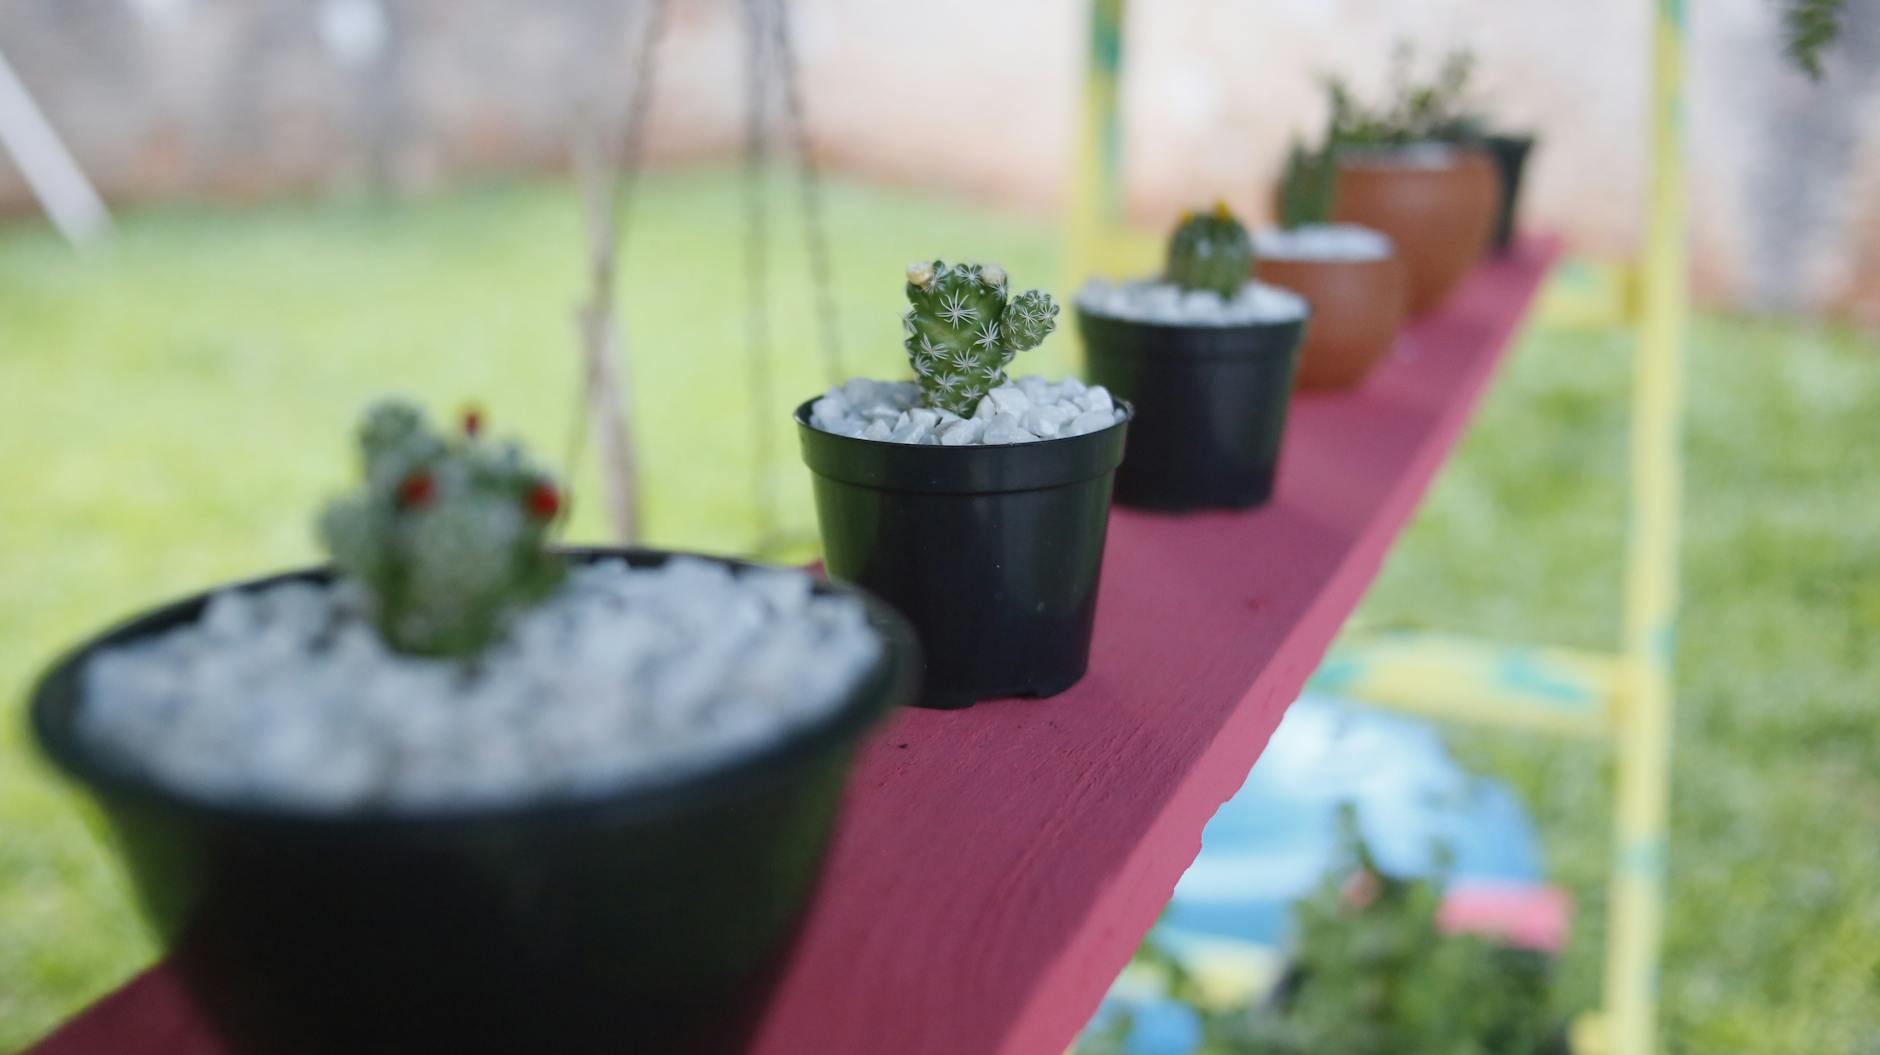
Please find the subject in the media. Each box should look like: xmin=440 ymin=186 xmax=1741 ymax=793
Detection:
xmin=1314 ymin=6 xmax=1687 ymax=1051
xmin=1069 ymin=3 xmax=1687 ymax=1053
xmin=1064 ymin=0 xmax=1123 ymax=293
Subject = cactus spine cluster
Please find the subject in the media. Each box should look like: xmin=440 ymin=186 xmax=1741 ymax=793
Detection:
xmin=1164 ymin=202 xmax=1255 ymax=298
xmin=318 ymin=400 xmax=565 ymax=658
xmin=903 ymin=260 xmax=1059 ymax=416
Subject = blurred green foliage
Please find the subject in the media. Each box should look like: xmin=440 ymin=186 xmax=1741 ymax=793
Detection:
xmin=1274 ymin=139 xmax=1338 ymax=232
xmin=1784 ymin=0 xmax=1847 ymax=77
xmin=1324 ymin=45 xmax=1484 ymax=149
xmin=1089 ymin=807 xmax=1557 ymax=1055
xmin=1353 ymin=306 xmax=1880 ymax=1055
xmin=1227 ymin=806 xmax=1555 ymax=1055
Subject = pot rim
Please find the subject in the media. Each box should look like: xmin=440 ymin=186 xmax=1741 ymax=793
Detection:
xmin=1253 ymin=222 xmax=1397 ymax=264
xmin=794 ymin=394 xmax=1134 ymax=495
xmin=1253 ymin=250 xmax=1401 ymax=270
xmin=1335 ymin=141 xmax=1495 ymax=171
xmin=1074 ymin=306 xmax=1310 ymax=358
xmin=792 ymin=389 xmax=1131 ymax=450
xmin=28 ymin=547 xmax=921 ymax=835
xmin=793 ymin=391 xmax=1128 ymax=447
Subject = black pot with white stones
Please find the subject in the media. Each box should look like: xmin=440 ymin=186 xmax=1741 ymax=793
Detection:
xmin=796 ymin=385 xmax=1131 ymax=710
xmin=798 ymin=257 xmax=1133 ymax=709
xmin=29 ymin=552 xmax=909 ymax=1053
xmin=31 ymin=548 xmax=920 ymax=1055
xmin=1075 ymin=277 xmax=1309 ymax=511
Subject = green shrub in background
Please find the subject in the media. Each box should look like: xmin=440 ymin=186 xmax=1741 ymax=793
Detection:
xmin=1086 ymin=805 xmax=1561 ymax=1055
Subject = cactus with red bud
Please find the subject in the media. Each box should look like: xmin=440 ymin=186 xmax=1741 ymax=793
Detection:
xmin=318 ymin=399 xmax=565 ymax=657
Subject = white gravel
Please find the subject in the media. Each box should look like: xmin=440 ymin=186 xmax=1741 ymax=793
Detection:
xmin=1338 ymin=141 xmax=1461 ymax=170
xmin=79 ymin=559 xmax=884 ymax=811
xmin=1254 ymin=224 xmax=1394 ymax=263
xmin=1076 ymin=277 xmax=1307 ymax=328
xmin=808 ymin=376 xmax=1125 ymax=446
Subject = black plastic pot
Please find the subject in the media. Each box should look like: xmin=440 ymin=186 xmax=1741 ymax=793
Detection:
xmin=1077 ymin=309 xmax=1305 ymax=511
xmin=795 ymin=399 xmax=1130 ymax=710
xmin=30 ymin=549 xmax=919 ymax=1055
xmin=1484 ymin=133 xmax=1537 ymax=253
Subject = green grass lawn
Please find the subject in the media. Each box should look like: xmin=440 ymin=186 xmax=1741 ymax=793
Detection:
xmin=1 ymin=173 xmax=1874 ymax=1053
xmin=1354 ymin=313 xmax=1879 ymax=1053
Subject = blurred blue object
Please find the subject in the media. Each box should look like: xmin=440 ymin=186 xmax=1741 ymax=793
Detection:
xmin=1162 ymin=694 xmax=1546 ymax=948
xmin=1086 ymin=999 xmax=1204 ymax=1055
xmin=1095 ymin=695 xmax=1549 ymax=1054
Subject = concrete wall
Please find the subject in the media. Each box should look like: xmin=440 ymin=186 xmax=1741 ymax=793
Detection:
xmin=2 ymin=0 xmax=1876 ymax=320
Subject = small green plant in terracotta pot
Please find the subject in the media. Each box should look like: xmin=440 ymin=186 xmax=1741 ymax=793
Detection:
xmin=1386 ymin=47 xmax=1541 ymax=256
xmin=1256 ymin=137 xmax=1408 ymax=390
xmin=1322 ymin=47 xmax=1504 ymax=316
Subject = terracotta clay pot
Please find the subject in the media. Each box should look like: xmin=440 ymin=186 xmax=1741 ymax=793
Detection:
xmin=1330 ymin=148 xmax=1501 ymax=316
xmin=1257 ymin=253 xmax=1407 ymax=390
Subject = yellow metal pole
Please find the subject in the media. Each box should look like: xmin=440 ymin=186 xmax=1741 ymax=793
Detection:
xmin=1602 ymin=0 xmax=1687 ymax=1051
xmin=1065 ymin=0 xmax=1126 ymax=307
xmin=1309 ymin=633 xmax=1622 ymax=739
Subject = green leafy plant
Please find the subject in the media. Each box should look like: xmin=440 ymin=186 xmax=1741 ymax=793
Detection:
xmin=1292 ymin=47 xmax=1475 ymax=220
xmin=1784 ymin=0 xmax=1846 ymax=77
xmin=1086 ymin=805 xmax=1560 ymax=1055
xmin=318 ymin=400 xmax=566 ymax=657
xmin=1223 ymin=806 xmax=1556 ymax=1055
xmin=1165 ymin=202 xmax=1255 ymax=297
xmin=903 ymin=260 xmax=1059 ymax=416
xmin=1276 ymin=139 xmax=1339 ymax=231
xmin=1326 ymin=45 xmax=1485 ymax=151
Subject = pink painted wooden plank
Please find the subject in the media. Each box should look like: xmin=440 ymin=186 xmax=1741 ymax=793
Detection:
xmin=29 ymin=242 xmax=1557 ymax=1055
xmin=27 ymin=968 xmax=224 ymax=1055
xmin=1441 ymin=883 xmax=1574 ymax=955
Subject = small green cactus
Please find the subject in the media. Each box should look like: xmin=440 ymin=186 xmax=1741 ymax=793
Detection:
xmin=1277 ymin=138 xmax=1340 ymax=230
xmin=903 ymin=260 xmax=1059 ymax=416
xmin=1164 ymin=202 xmax=1254 ymax=298
xmin=318 ymin=400 xmax=566 ymax=658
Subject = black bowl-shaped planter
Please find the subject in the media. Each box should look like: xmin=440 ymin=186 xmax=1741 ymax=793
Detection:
xmin=795 ymin=399 xmax=1131 ymax=710
xmin=1077 ymin=309 xmax=1306 ymax=511
xmin=30 ymin=548 xmax=919 ymax=1055
xmin=1483 ymin=133 xmax=1537 ymax=253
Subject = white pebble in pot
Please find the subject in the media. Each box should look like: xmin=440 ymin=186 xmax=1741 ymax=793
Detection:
xmin=939 ymin=418 xmax=983 ymax=446
xmin=77 ymin=560 xmax=885 ymax=810
xmin=1076 ymin=277 xmax=1307 ymax=327
xmin=809 ymin=378 xmax=1126 ymax=447
xmin=1022 ymin=405 xmax=1073 ymax=438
